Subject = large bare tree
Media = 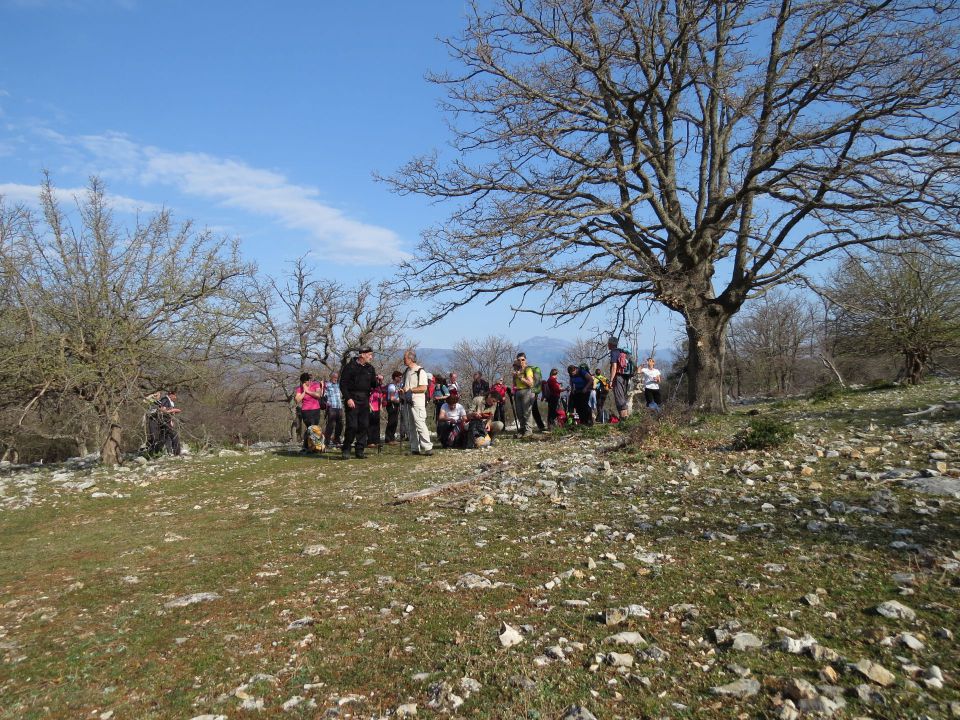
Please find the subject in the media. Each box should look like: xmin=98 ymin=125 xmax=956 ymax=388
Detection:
xmin=388 ymin=0 xmax=960 ymax=410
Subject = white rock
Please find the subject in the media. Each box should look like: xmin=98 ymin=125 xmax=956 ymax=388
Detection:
xmin=852 ymin=658 xmax=897 ymax=687
xmin=606 ymin=651 xmax=634 ymax=667
xmin=876 ymin=600 xmax=916 ymax=621
xmin=396 ymin=704 xmax=418 ymax=717
xmin=603 ymin=631 xmax=647 ymax=646
xmin=499 ymin=622 xmax=524 ymax=648
xmin=164 ymin=592 xmax=221 ymax=608
xmin=301 ymin=544 xmax=330 ymax=556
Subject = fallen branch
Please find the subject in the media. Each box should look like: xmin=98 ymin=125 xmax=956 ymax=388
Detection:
xmin=392 ymin=460 xmax=509 ymax=504
xmin=903 ymin=401 xmax=960 ymax=418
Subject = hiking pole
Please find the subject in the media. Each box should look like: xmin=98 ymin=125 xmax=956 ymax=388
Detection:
xmin=670 ymin=367 xmax=687 ymax=403
xmin=508 ymin=393 xmax=519 ymax=431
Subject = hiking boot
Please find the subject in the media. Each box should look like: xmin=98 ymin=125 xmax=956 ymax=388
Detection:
xmin=355 ymin=451 xmax=366 ymax=459
xmin=341 ymin=449 xmax=350 ymax=460
xmin=421 ymin=449 xmax=434 ymax=456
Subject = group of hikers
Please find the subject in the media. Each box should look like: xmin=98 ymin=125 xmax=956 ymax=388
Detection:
xmin=294 ymin=336 xmax=665 ymax=460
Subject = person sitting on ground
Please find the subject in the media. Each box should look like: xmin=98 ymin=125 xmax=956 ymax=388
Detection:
xmin=641 ymin=357 xmax=663 ymax=409
xmin=468 ymin=389 xmax=506 ymax=446
xmin=438 ymin=388 xmax=468 ymax=448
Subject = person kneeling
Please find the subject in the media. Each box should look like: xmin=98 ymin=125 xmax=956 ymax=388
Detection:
xmin=468 ymin=390 xmax=505 ymax=448
xmin=438 ymin=389 xmax=469 ymax=449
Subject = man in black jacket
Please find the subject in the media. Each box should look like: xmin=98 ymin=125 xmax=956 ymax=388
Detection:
xmin=339 ymin=347 xmax=378 ymax=459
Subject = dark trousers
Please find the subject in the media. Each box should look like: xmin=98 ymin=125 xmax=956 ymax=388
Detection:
xmin=494 ymin=402 xmax=505 ymax=424
xmin=301 ymin=409 xmax=321 ymax=449
xmin=645 ymin=388 xmax=663 ymax=407
xmin=161 ymin=420 xmax=181 ymax=455
xmin=532 ymin=398 xmax=546 ymax=431
xmin=369 ymin=409 xmax=381 ymax=444
xmin=571 ymin=392 xmax=593 ymax=425
xmin=385 ymin=402 xmax=400 ymax=441
xmin=596 ymin=391 xmax=608 ymax=422
xmin=546 ymin=396 xmax=560 ymax=427
xmin=343 ymin=400 xmax=370 ymax=453
xmin=324 ymin=408 xmax=343 ymax=446
xmin=147 ymin=415 xmax=163 ymax=454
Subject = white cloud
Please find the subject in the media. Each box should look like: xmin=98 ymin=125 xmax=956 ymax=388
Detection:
xmin=72 ymin=132 xmax=408 ymax=265
xmin=0 ymin=181 xmax=160 ymax=213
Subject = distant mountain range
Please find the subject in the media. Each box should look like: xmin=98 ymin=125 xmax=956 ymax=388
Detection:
xmin=417 ymin=336 xmax=575 ymax=378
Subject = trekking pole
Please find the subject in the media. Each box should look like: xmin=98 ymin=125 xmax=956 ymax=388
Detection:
xmin=670 ymin=368 xmax=686 ymax=403
xmin=508 ymin=394 xmax=519 ymax=430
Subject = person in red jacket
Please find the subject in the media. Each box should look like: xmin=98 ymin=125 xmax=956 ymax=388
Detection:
xmin=490 ymin=376 xmax=508 ymax=425
xmin=545 ymin=368 xmax=563 ymax=428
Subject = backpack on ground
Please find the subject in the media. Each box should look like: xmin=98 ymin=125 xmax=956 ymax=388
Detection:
xmin=305 ymin=425 xmax=325 ymax=453
xmin=468 ymin=418 xmax=490 ymax=448
xmin=617 ymin=349 xmax=635 ymax=376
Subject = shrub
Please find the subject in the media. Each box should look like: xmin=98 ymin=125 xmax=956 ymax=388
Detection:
xmin=808 ymin=381 xmax=845 ymax=403
xmin=733 ymin=417 xmax=794 ymax=450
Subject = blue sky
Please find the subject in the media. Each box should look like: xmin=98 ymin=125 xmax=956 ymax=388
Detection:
xmin=0 ymin=0 xmax=680 ymax=351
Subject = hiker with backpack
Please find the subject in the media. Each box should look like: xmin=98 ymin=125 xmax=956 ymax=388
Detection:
xmin=322 ymin=372 xmax=344 ymax=449
xmin=471 ymin=371 xmax=489 ymax=398
xmin=339 ymin=347 xmax=378 ymax=460
xmin=567 ymin=365 xmax=595 ymax=426
xmin=368 ymin=374 xmax=386 ymax=447
xmin=512 ymin=352 xmax=537 ymax=437
xmin=517 ymin=352 xmax=546 ymax=431
xmin=384 ymin=370 xmax=402 ymax=444
xmin=431 ymin=375 xmax=450 ymax=427
xmin=295 ymin=372 xmax=325 ymax=453
xmin=641 ymin=357 xmax=663 ymax=409
xmin=544 ymin=368 xmax=563 ymax=428
xmin=608 ymin=336 xmax=635 ymax=421
xmin=401 ymin=349 xmax=434 ymax=456
xmin=490 ymin=376 xmax=508 ymax=425
xmin=593 ymin=368 xmax=610 ymax=423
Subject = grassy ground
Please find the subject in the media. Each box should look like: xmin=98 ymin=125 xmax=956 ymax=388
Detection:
xmin=0 ymin=382 xmax=958 ymax=719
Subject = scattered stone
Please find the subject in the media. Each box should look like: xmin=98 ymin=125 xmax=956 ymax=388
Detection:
xmin=852 ymin=658 xmax=897 ymax=687
xmin=603 ymin=631 xmax=646 ymax=646
xmin=396 ymin=703 xmax=418 ymax=717
xmin=854 ymin=684 xmax=885 ymax=705
xmin=730 ymin=632 xmax=763 ymax=651
xmin=164 ymin=592 xmax=221 ymax=608
xmin=286 ymin=617 xmax=315 ymax=630
xmin=455 ymin=573 xmax=496 ymax=590
xmin=710 ymin=679 xmax=761 ymax=698
xmin=898 ymin=632 xmax=924 ymax=651
xmin=606 ymin=651 xmax=633 ymax=667
xmin=499 ymin=623 xmax=524 ymax=648
xmin=781 ymin=634 xmax=817 ymax=654
xmin=783 ymin=677 xmax=818 ymax=701
xmin=301 ymin=544 xmax=330 ymax=557
xmin=562 ymin=706 xmax=598 ymax=720
xmin=796 ymin=695 xmax=844 ymax=716
xmin=603 ymin=607 xmax=629 ymax=626
xmin=803 ymin=593 xmax=821 ymax=607
xmin=876 ymin=600 xmax=916 ymax=622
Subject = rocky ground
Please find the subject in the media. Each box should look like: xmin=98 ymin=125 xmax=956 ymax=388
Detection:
xmin=0 ymin=382 xmax=958 ymax=719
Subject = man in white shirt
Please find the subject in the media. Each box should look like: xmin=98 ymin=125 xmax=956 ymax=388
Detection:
xmin=438 ymin=388 xmax=468 ymax=448
xmin=401 ymin=349 xmax=433 ymax=456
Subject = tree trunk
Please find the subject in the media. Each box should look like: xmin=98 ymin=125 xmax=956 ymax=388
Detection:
xmin=904 ymin=349 xmax=928 ymax=385
xmin=101 ymin=423 xmax=123 ymax=466
xmin=684 ymin=307 xmax=731 ymax=412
